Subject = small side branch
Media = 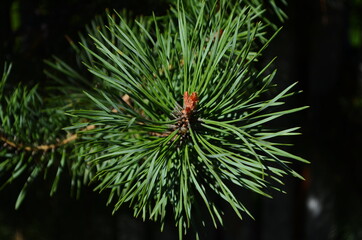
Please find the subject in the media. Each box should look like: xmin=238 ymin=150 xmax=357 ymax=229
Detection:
xmin=0 ymin=125 xmax=95 ymax=152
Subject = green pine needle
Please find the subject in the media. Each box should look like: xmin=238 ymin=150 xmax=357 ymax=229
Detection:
xmin=62 ymin=0 xmax=307 ymax=237
xmin=0 ymin=0 xmax=306 ymax=239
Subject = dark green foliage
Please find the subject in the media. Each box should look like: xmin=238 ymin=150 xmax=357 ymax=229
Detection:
xmin=0 ymin=63 xmax=93 ymax=205
xmin=0 ymin=0 xmax=307 ymax=239
xmin=0 ymin=63 xmax=67 ymax=207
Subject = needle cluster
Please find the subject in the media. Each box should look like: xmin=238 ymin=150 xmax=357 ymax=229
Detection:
xmin=0 ymin=0 xmax=307 ymax=239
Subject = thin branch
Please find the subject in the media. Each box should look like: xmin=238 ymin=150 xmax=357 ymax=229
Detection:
xmin=0 ymin=125 xmax=95 ymax=152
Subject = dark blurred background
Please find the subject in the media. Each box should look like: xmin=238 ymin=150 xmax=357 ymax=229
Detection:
xmin=0 ymin=0 xmax=362 ymax=239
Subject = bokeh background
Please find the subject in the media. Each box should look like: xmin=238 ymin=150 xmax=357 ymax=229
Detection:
xmin=1 ymin=0 xmax=362 ymax=239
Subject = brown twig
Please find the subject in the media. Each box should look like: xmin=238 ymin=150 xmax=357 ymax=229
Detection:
xmin=0 ymin=125 xmax=95 ymax=152
xmin=0 ymin=95 xmax=130 ymax=152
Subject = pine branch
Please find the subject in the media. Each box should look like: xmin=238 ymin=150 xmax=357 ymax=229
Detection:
xmin=0 ymin=63 xmax=95 ymax=205
xmin=0 ymin=125 xmax=95 ymax=152
xmin=0 ymin=0 xmax=307 ymax=239
xmin=51 ymin=0 xmax=307 ymax=238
